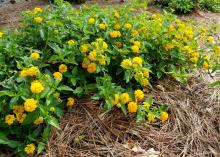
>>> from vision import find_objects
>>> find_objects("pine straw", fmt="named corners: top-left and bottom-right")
top-left (39, 72), bottom-right (220, 157)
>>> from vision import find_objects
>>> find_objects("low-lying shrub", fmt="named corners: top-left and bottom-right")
top-left (0, 0), bottom-right (218, 156)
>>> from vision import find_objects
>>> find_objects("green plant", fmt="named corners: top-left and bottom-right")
top-left (169, 0), bottom-right (196, 13)
top-left (199, 0), bottom-right (220, 12)
top-left (0, 0), bottom-right (218, 156)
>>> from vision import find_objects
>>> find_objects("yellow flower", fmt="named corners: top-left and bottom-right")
top-left (88, 18), bottom-right (95, 24)
top-left (203, 62), bottom-right (209, 69)
top-left (121, 59), bottom-right (132, 69)
top-left (96, 38), bottom-right (103, 42)
top-left (109, 31), bottom-right (121, 38)
top-left (16, 113), bottom-right (26, 124)
top-left (160, 111), bottom-right (169, 122)
top-left (191, 52), bottom-right (200, 58)
top-left (131, 45), bottom-right (139, 53)
top-left (127, 102), bottom-right (138, 113)
top-left (34, 116), bottom-right (43, 125)
top-left (67, 97), bottom-right (75, 106)
top-left (189, 57), bottom-right (198, 63)
top-left (30, 52), bottom-right (40, 60)
top-left (102, 41), bottom-right (108, 49)
top-left (143, 69), bottom-right (150, 78)
top-left (98, 23), bottom-right (106, 30)
top-left (87, 63), bottom-right (96, 73)
top-left (81, 44), bottom-right (89, 53)
top-left (134, 41), bottom-right (141, 47)
top-left (134, 89), bottom-right (144, 100)
top-left (88, 50), bottom-right (97, 61)
top-left (34, 17), bottom-right (43, 23)
top-left (125, 23), bottom-right (132, 29)
top-left (20, 67), bottom-right (39, 77)
top-left (13, 105), bottom-right (24, 115)
top-left (30, 80), bottom-right (45, 94)
top-left (142, 78), bottom-right (149, 87)
top-left (115, 41), bottom-right (122, 47)
top-left (34, 7), bottom-right (42, 14)
top-left (24, 98), bottom-right (37, 112)
top-left (207, 36), bottom-right (214, 43)
top-left (67, 40), bottom-right (75, 45)
top-left (132, 30), bottom-right (139, 35)
top-left (5, 115), bottom-right (16, 125)
top-left (50, 107), bottom-right (55, 112)
top-left (0, 32), bottom-right (4, 38)
top-left (133, 57), bottom-right (142, 65)
top-left (120, 93), bottom-right (130, 104)
top-left (204, 55), bottom-right (209, 60)
top-left (24, 144), bottom-right (36, 155)
top-left (112, 94), bottom-right (119, 106)
top-left (59, 64), bottom-right (68, 73)
top-left (168, 24), bottom-right (176, 32)
top-left (147, 113), bottom-right (156, 122)
top-left (53, 72), bottom-right (63, 80)
top-left (114, 12), bottom-right (119, 18)
top-left (151, 14), bottom-right (157, 19)
top-left (82, 58), bottom-right (89, 69)
top-left (164, 44), bottom-right (174, 51)
top-left (114, 24), bottom-right (121, 30)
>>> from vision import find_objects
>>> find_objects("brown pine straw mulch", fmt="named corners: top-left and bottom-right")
top-left (38, 72), bottom-right (220, 157)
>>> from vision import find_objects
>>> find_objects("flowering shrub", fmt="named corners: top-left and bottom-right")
top-left (0, 0), bottom-right (218, 156)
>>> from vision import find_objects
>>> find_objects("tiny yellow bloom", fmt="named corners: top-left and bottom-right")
top-left (143, 69), bottom-right (150, 78)
top-left (121, 59), bottom-right (132, 69)
top-left (114, 24), bottom-right (121, 30)
top-left (143, 102), bottom-right (150, 110)
top-left (207, 36), bottom-right (214, 43)
top-left (24, 144), bottom-right (36, 155)
top-left (189, 57), bottom-right (198, 63)
top-left (5, 115), bottom-right (16, 125)
top-left (191, 52), bottom-right (200, 58)
top-left (67, 40), bottom-right (75, 45)
top-left (53, 72), bottom-right (63, 80)
top-left (67, 97), bottom-right (75, 107)
top-left (109, 31), bottom-right (121, 38)
top-left (114, 12), bottom-right (119, 18)
top-left (16, 113), bottom-right (26, 124)
top-left (134, 41), bottom-right (141, 47)
top-left (81, 44), bottom-right (89, 53)
top-left (87, 63), bottom-right (96, 73)
top-left (98, 23), bottom-right (106, 30)
top-left (127, 102), bottom-right (138, 113)
top-left (132, 30), bottom-right (139, 35)
top-left (20, 67), bottom-right (39, 77)
top-left (13, 105), bottom-right (24, 115)
top-left (88, 50), bottom-right (97, 61)
top-left (160, 111), bottom-right (169, 122)
top-left (98, 55), bottom-right (106, 65)
top-left (134, 89), bottom-right (144, 100)
top-left (34, 116), bottom-right (43, 125)
top-left (34, 17), bottom-right (43, 23)
top-left (34, 7), bottom-right (42, 14)
top-left (142, 78), bottom-right (149, 87)
top-left (147, 113), bottom-right (156, 122)
top-left (30, 52), bottom-right (40, 60)
top-left (203, 61), bottom-right (209, 69)
top-left (120, 93), bottom-right (130, 104)
top-left (102, 41), bottom-right (108, 49)
top-left (24, 98), bottom-right (37, 112)
top-left (131, 45), bottom-right (139, 53)
top-left (115, 41), bottom-right (122, 48)
top-left (30, 80), bottom-right (45, 94)
top-left (133, 57), bottom-right (142, 65)
top-left (125, 23), bottom-right (132, 29)
top-left (88, 18), bottom-right (95, 24)
top-left (112, 94), bottom-right (119, 106)
top-left (59, 64), bottom-right (68, 73)
top-left (0, 32), bottom-right (4, 38)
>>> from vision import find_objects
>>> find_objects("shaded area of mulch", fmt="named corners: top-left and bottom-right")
top-left (39, 72), bottom-right (220, 157)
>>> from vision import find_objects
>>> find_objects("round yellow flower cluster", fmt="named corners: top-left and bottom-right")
top-left (34, 17), bottom-right (43, 23)
top-left (13, 105), bottom-right (26, 124)
top-left (5, 114), bottom-right (16, 125)
top-left (30, 80), bottom-right (45, 94)
top-left (88, 17), bottom-right (95, 24)
top-left (67, 97), bottom-right (75, 107)
top-left (33, 116), bottom-right (43, 125)
top-left (24, 143), bottom-right (36, 155)
top-left (20, 67), bottom-right (39, 77)
top-left (24, 98), bottom-right (37, 112)
top-left (30, 52), bottom-right (40, 60)
top-left (109, 31), bottom-right (121, 38)
top-left (59, 64), bottom-right (68, 73)
top-left (34, 7), bottom-right (42, 14)
top-left (67, 39), bottom-right (75, 45)
top-left (53, 72), bottom-right (63, 80)
top-left (98, 23), bottom-right (106, 30)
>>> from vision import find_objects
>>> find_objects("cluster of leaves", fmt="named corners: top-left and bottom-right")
top-left (154, 0), bottom-right (220, 13)
top-left (0, 0), bottom-right (218, 156)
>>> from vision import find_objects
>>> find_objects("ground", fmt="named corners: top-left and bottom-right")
top-left (0, 0), bottom-right (220, 156)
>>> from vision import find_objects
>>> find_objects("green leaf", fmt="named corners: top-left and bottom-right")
top-left (91, 94), bottom-right (100, 100)
top-left (136, 107), bottom-right (145, 123)
top-left (38, 142), bottom-right (46, 154)
top-left (57, 85), bottom-right (74, 92)
top-left (73, 87), bottom-right (83, 94)
top-left (145, 96), bottom-right (153, 104)
top-left (47, 117), bottom-right (61, 130)
top-left (9, 96), bottom-right (19, 108)
top-left (42, 125), bottom-right (50, 142)
top-left (103, 100), bottom-right (112, 111)
top-left (209, 80), bottom-right (220, 88)
top-left (121, 104), bottom-right (127, 115)
top-left (0, 90), bottom-right (15, 97)
top-left (27, 126), bottom-right (42, 141)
